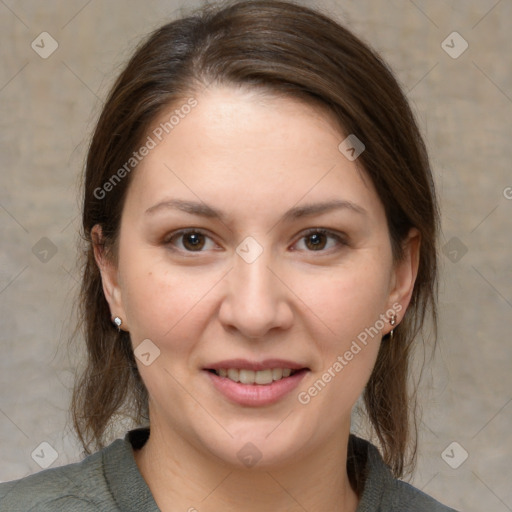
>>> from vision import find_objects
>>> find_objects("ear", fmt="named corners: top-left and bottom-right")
top-left (385, 227), bottom-right (421, 333)
top-left (91, 224), bottom-right (128, 331)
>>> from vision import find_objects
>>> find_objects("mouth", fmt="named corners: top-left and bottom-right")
top-left (206, 367), bottom-right (303, 385)
top-left (203, 359), bottom-right (309, 406)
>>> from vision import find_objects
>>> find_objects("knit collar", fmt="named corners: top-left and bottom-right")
top-left (102, 428), bottom-right (159, 511)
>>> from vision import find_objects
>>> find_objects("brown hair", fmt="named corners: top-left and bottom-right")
top-left (71, 0), bottom-right (439, 480)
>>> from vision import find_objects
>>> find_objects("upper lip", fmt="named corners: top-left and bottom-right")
top-left (204, 359), bottom-right (308, 371)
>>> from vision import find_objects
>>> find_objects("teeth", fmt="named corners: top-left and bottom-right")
top-left (227, 368), bottom-right (239, 382)
top-left (255, 369), bottom-right (273, 385)
top-left (272, 368), bottom-right (283, 380)
top-left (214, 368), bottom-right (297, 385)
top-left (239, 369), bottom-right (255, 384)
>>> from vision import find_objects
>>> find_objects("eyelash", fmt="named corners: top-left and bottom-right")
top-left (164, 228), bottom-right (348, 255)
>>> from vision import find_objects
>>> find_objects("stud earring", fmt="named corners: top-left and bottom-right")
top-left (113, 316), bottom-right (122, 332)
top-left (389, 313), bottom-right (397, 340)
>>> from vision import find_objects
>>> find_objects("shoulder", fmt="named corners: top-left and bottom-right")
top-left (385, 479), bottom-right (459, 511)
top-left (349, 435), bottom-right (459, 512)
top-left (0, 439), bottom-right (126, 512)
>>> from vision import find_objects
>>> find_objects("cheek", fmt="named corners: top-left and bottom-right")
top-left (294, 261), bottom-right (391, 344)
top-left (121, 257), bottom-right (213, 397)
top-left (294, 266), bottom-right (387, 427)
top-left (291, 257), bottom-right (391, 409)
top-left (119, 247), bottom-right (227, 358)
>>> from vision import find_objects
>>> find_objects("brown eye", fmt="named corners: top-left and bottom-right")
top-left (304, 231), bottom-right (328, 251)
top-left (294, 229), bottom-right (347, 253)
top-left (182, 232), bottom-right (206, 251)
top-left (166, 229), bottom-right (215, 253)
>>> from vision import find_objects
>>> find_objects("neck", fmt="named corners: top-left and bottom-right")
top-left (133, 421), bottom-right (359, 512)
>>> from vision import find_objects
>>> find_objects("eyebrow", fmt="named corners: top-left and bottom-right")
top-left (144, 198), bottom-right (367, 223)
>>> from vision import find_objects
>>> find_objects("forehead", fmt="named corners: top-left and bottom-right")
top-left (123, 85), bottom-right (382, 224)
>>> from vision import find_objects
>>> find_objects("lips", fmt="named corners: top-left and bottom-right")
top-left (203, 359), bottom-right (309, 406)
top-left (205, 358), bottom-right (307, 372)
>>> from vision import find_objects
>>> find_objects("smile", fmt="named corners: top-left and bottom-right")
top-left (210, 368), bottom-right (298, 385)
top-left (203, 358), bottom-right (309, 406)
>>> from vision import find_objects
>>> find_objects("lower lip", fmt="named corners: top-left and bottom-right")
top-left (205, 369), bottom-right (308, 406)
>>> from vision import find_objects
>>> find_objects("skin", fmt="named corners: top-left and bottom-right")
top-left (93, 85), bottom-right (420, 512)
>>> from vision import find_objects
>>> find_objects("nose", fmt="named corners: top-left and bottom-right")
top-left (218, 243), bottom-right (294, 339)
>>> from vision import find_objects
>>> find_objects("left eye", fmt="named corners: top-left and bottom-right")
top-left (293, 229), bottom-right (346, 252)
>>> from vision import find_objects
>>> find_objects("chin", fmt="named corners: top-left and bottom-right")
top-left (195, 417), bottom-right (317, 471)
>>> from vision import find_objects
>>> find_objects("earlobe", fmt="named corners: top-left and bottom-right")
top-left (387, 228), bottom-right (421, 328)
top-left (91, 224), bottom-right (127, 329)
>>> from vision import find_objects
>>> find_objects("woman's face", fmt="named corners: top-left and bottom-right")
top-left (95, 85), bottom-right (418, 468)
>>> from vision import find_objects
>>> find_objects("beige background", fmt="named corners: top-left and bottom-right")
top-left (1, 1), bottom-right (511, 511)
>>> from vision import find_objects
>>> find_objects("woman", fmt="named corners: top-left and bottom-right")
top-left (0, 0), bottom-right (458, 510)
